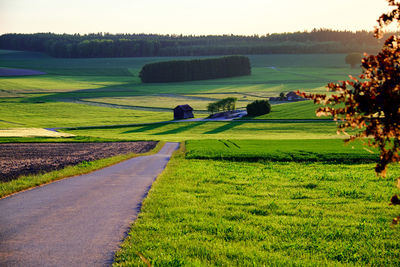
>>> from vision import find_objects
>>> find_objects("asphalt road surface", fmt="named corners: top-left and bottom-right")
top-left (0, 142), bottom-right (179, 267)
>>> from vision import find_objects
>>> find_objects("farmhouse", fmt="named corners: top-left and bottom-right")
top-left (173, 104), bottom-right (194, 120)
top-left (286, 91), bottom-right (304, 101)
top-left (269, 91), bottom-right (304, 102)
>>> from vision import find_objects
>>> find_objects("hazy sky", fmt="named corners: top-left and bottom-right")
top-left (0, 0), bottom-right (394, 35)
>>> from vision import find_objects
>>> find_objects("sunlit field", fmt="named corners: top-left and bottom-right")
top-left (0, 99), bottom-right (172, 128)
top-left (0, 50), bottom-right (359, 132)
top-left (114, 147), bottom-right (400, 266)
top-left (4, 49), bottom-right (397, 266)
top-left (84, 95), bottom-right (252, 111)
top-left (0, 50), bottom-right (359, 100)
top-left (64, 121), bottom-right (341, 141)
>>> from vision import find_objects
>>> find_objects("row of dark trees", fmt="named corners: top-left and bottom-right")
top-left (0, 29), bottom-right (389, 58)
top-left (139, 56), bottom-right (251, 83)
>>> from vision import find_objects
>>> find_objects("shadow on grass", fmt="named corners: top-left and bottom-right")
top-left (204, 121), bottom-right (246, 134)
top-left (23, 82), bottom-right (143, 104)
top-left (122, 123), bottom-right (167, 134)
top-left (153, 121), bottom-right (207, 135)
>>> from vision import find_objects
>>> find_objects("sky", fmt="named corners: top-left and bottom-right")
top-left (0, 0), bottom-right (395, 36)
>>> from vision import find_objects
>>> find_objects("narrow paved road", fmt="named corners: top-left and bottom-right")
top-left (0, 142), bottom-right (179, 267)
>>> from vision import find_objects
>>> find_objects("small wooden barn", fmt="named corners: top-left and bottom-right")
top-left (173, 104), bottom-right (194, 120)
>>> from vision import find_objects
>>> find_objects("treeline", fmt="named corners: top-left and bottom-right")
top-left (0, 30), bottom-right (387, 58)
top-left (139, 56), bottom-right (251, 83)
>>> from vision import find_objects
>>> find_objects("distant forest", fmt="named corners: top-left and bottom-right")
top-left (0, 30), bottom-right (387, 58)
top-left (140, 56), bottom-right (251, 83)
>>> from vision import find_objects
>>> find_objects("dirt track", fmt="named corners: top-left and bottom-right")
top-left (0, 142), bottom-right (157, 182)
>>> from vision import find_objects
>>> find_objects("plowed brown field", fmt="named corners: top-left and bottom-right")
top-left (0, 142), bottom-right (157, 182)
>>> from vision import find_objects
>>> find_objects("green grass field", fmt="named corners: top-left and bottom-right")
top-left (0, 99), bottom-right (173, 128)
top-left (64, 121), bottom-right (342, 141)
top-left (4, 50), bottom-right (399, 266)
top-left (0, 50), bottom-right (359, 100)
top-left (243, 100), bottom-right (327, 120)
top-left (84, 95), bottom-right (252, 111)
top-left (185, 139), bottom-right (378, 162)
top-left (0, 50), bottom-right (359, 131)
top-left (114, 147), bottom-right (400, 266)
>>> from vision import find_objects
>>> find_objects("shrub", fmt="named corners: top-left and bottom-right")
top-left (246, 100), bottom-right (271, 116)
top-left (345, 53), bottom-right (362, 68)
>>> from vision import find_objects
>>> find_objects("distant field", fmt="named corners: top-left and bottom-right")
top-left (0, 99), bottom-right (172, 128)
top-left (64, 121), bottom-right (342, 141)
top-left (242, 101), bottom-right (327, 120)
top-left (185, 139), bottom-right (378, 162)
top-left (0, 50), bottom-right (360, 96)
top-left (85, 95), bottom-right (252, 111)
top-left (0, 50), bottom-right (361, 129)
top-left (184, 93), bottom-right (263, 101)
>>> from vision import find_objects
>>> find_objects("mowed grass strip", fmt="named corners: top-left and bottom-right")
top-left (0, 141), bottom-right (164, 198)
top-left (114, 148), bottom-right (400, 266)
top-left (185, 139), bottom-right (378, 163)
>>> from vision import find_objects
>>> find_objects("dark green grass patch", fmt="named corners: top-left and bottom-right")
top-left (185, 139), bottom-right (378, 163)
top-left (114, 150), bottom-right (400, 266)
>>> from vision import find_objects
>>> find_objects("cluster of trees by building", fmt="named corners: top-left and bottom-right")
top-left (139, 56), bottom-right (250, 83)
top-left (207, 97), bottom-right (237, 114)
top-left (0, 29), bottom-right (387, 58)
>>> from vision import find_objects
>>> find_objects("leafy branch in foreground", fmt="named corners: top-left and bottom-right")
top-left (299, 0), bottom-right (400, 224)
top-left (299, 36), bottom-right (400, 176)
top-left (298, 0), bottom-right (400, 177)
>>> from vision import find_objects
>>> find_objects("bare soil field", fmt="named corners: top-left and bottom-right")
top-left (0, 142), bottom-right (157, 182)
top-left (0, 67), bottom-right (46, 76)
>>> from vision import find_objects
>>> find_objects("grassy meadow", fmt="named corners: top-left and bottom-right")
top-left (3, 50), bottom-right (400, 266)
top-left (0, 50), bottom-right (358, 125)
top-left (114, 147), bottom-right (400, 266)
top-left (64, 121), bottom-right (341, 141)
top-left (84, 95), bottom-right (252, 111)
top-left (0, 50), bottom-right (357, 130)
top-left (185, 139), bottom-right (378, 162)
top-left (0, 99), bottom-right (173, 128)
top-left (244, 100), bottom-right (327, 120)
